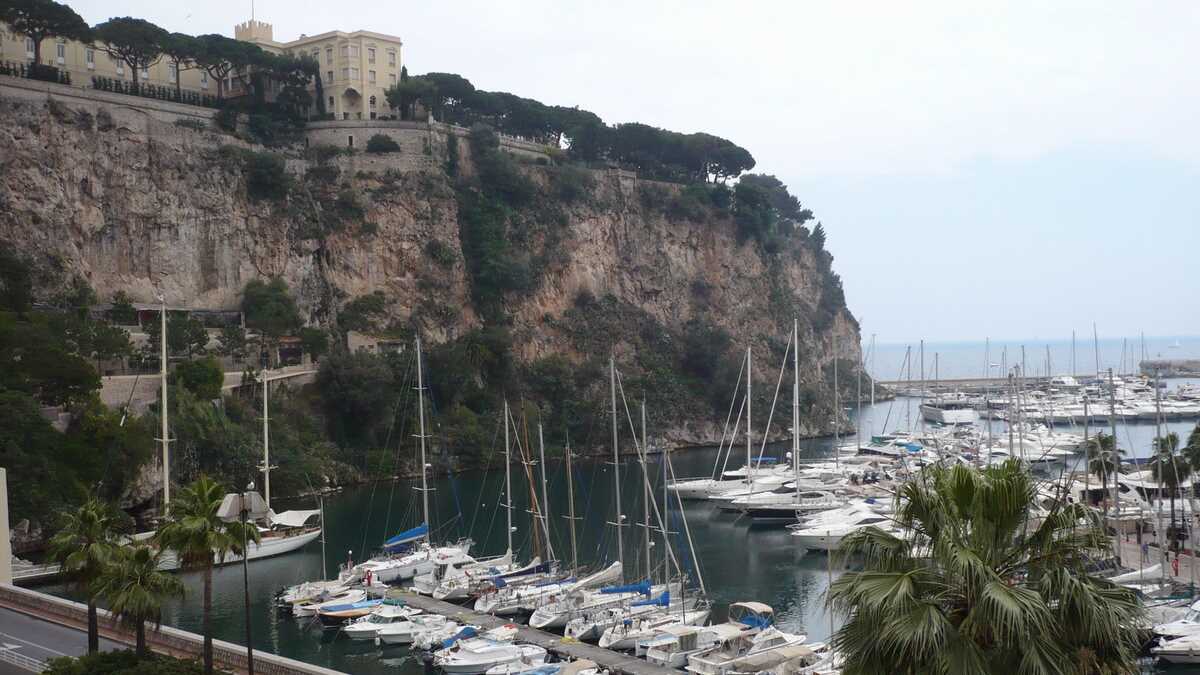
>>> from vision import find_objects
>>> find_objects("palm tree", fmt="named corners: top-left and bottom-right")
top-left (156, 475), bottom-right (260, 675)
top-left (828, 459), bottom-right (1144, 675)
top-left (47, 498), bottom-right (122, 654)
top-left (97, 545), bottom-right (184, 657)
top-left (1151, 433), bottom-right (1190, 549)
top-left (1182, 423), bottom-right (1200, 472)
top-left (1087, 432), bottom-right (1123, 517)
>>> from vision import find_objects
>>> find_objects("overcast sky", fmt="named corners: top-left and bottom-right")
top-left (70, 1), bottom-right (1200, 343)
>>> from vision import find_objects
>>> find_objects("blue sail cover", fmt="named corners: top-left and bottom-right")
top-left (599, 580), bottom-right (652, 596)
top-left (439, 626), bottom-right (478, 650)
top-left (633, 591), bottom-right (670, 607)
top-left (383, 523), bottom-right (429, 551)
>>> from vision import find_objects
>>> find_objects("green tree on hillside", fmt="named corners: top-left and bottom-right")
top-left (0, 0), bottom-right (89, 66)
top-left (172, 357), bottom-right (224, 400)
top-left (0, 247), bottom-right (35, 315)
top-left (241, 278), bottom-right (301, 365)
top-left (91, 18), bottom-right (168, 91)
top-left (160, 32), bottom-right (200, 100)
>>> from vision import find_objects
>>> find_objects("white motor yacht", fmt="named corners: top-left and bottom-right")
top-left (434, 640), bottom-right (547, 675)
top-left (790, 511), bottom-right (899, 552)
top-left (1153, 634), bottom-right (1200, 664)
top-left (340, 600), bottom-right (422, 640)
top-left (376, 613), bottom-right (456, 646)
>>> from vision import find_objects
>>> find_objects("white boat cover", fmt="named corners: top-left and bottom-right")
top-left (272, 509), bottom-right (321, 528)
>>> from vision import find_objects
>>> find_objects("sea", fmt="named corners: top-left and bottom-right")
top-left (866, 335), bottom-right (1200, 381)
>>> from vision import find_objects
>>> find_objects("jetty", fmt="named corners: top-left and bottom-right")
top-left (395, 590), bottom-right (681, 675)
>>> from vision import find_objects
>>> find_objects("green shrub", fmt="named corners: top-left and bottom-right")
top-left (549, 165), bottom-right (595, 203)
top-left (95, 108), bottom-right (114, 131)
top-left (44, 650), bottom-right (208, 675)
top-left (425, 239), bottom-right (456, 268)
top-left (305, 164), bottom-right (340, 183)
top-left (214, 107), bottom-right (239, 132)
top-left (172, 357), bottom-right (224, 400)
top-left (366, 134), bottom-right (401, 153)
top-left (305, 144), bottom-right (343, 164)
top-left (174, 118), bottom-right (208, 132)
top-left (244, 151), bottom-right (292, 201)
top-left (445, 133), bottom-right (460, 176)
top-left (339, 291), bottom-right (389, 333)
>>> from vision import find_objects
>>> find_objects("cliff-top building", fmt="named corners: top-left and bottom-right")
top-left (0, 17), bottom-right (402, 120)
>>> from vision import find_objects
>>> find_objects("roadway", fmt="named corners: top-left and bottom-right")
top-left (0, 606), bottom-right (123, 674)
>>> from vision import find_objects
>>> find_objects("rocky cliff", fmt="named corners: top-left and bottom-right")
top-left (0, 91), bottom-right (862, 446)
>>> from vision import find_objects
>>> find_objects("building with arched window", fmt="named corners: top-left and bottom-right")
top-left (235, 20), bottom-right (401, 120)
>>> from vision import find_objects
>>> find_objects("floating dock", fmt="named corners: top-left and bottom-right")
top-left (395, 591), bottom-right (682, 675)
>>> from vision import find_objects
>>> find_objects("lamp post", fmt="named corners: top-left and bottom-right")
top-left (242, 480), bottom-right (255, 675)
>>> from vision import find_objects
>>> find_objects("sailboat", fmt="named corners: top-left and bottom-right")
top-left (355, 336), bottom-right (472, 585)
top-left (146, 299), bottom-right (321, 570)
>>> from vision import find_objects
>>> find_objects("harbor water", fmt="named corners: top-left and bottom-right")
top-left (44, 388), bottom-right (1200, 674)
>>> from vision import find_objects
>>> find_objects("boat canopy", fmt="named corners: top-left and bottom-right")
top-left (383, 523), bottom-right (429, 551)
top-left (632, 591), bottom-right (670, 608)
top-left (440, 626), bottom-right (477, 650)
top-left (599, 579), bottom-right (652, 595)
top-left (729, 601), bottom-right (775, 628)
top-left (271, 509), bottom-right (321, 529)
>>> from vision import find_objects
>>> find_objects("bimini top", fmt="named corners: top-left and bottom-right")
top-left (729, 601), bottom-right (774, 615)
top-left (271, 509), bottom-right (321, 529)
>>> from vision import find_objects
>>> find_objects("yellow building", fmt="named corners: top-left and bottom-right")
top-left (236, 20), bottom-right (402, 120)
top-left (1, 25), bottom-right (213, 94)
top-left (1, 19), bottom-right (402, 119)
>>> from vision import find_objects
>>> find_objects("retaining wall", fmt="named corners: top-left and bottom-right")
top-left (0, 584), bottom-right (345, 675)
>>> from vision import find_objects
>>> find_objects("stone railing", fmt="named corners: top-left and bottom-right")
top-left (0, 584), bottom-right (345, 675)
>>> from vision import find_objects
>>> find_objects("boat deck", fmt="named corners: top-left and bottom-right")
top-left (394, 591), bottom-right (682, 675)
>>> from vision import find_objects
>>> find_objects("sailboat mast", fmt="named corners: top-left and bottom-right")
top-left (610, 356), bottom-right (624, 581)
top-left (504, 399), bottom-right (513, 555)
top-left (746, 347), bottom-right (752, 480)
top-left (415, 336), bottom-right (430, 539)
top-left (537, 423), bottom-right (554, 562)
top-left (158, 298), bottom-right (170, 516)
top-left (641, 401), bottom-right (651, 581)
top-left (1107, 368), bottom-right (1121, 565)
top-left (833, 332), bottom-right (840, 469)
top-left (262, 369), bottom-right (270, 510)
top-left (792, 319), bottom-right (800, 502)
top-left (565, 438), bottom-right (578, 572)
top-left (869, 333), bottom-right (876, 412)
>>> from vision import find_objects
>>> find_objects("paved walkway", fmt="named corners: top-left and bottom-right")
top-left (0, 607), bottom-right (123, 674)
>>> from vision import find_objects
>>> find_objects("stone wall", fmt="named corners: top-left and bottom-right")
top-left (0, 74), bottom-right (214, 125)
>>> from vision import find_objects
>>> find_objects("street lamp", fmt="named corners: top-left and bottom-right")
top-left (242, 480), bottom-right (254, 675)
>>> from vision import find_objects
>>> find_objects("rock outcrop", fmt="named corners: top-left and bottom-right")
top-left (0, 91), bottom-right (862, 444)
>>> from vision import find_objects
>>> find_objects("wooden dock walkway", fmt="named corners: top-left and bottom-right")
top-left (395, 591), bottom-right (681, 675)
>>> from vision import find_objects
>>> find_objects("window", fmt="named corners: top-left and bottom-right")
top-left (326, 47), bottom-right (333, 64)
top-left (25, 38), bottom-right (34, 58)
top-left (312, 49), bottom-right (319, 61)
top-left (201, 71), bottom-right (208, 89)
top-left (340, 45), bottom-right (348, 58)
top-left (115, 60), bottom-right (124, 75)
top-left (140, 67), bottom-right (149, 80)
top-left (389, 73), bottom-right (396, 85)
top-left (341, 67), bottom-right (349, 80)
top-left (368, 70), bottom-right (376, 83)
top-left (85, 49), bottom-right (94, 69)
top-left (350, 67), bottom-right (359, 79)
top-left (368, 48), bottom-right (375, 64)
top-left (326, 70), bottom-right (333, 83)
top-left (388, 51), bottom-right (396, 66)
top-left (343, 112), bottom-right (349, 120)
top-left (350, 45), bottom-right (359, 58)
top-left (348, 135), bottom-right (354, 147)
top-left (328, 96), bottom-right (334, 107)
top-left (369, 95), bottom-right (376, 107)
top-left (169, 64), bottom-right (177, 81)
top-left (55, 42), bottom-right (65, 64)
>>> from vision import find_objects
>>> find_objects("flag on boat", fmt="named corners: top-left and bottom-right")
top-left (383, 523), bottom-right (429, 551)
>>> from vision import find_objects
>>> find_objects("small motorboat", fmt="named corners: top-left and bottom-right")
top-left (376, 613), bottom-right (454, 646)
top-left (340, 599), bottom-right (422, 640)
top-left (294, 589), bottom-right (366, 617)
top-left (317, 598), bottom-right (383, 628)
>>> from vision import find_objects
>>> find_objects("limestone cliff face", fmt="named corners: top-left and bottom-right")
top-left (0, 93), bottom-right (861, 444)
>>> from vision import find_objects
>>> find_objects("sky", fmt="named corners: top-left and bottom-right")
top-left (68, 1), bottom-right (1200, 343)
